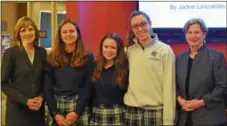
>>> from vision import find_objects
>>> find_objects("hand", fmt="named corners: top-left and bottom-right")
top-left (177, 97), bottom-right (192, 111)
top-left (33, 96), bottom-right (43, 103)
top-left (26, 98), bottom-right (40, 110)
top-left (177, 96), bottom-right (187, 107)
top-left (32, 96), bottom-right (43, 110)
top-left (182, 105), bottom-right (193, 112)
top-left (65, 112), bottom-right (78, 125)
top-left (55, 114), bottom-right (68, 126)
top-left (26, 96), bottom-right (43, 110)
top-left (184, 99), bottom-right (205, 111)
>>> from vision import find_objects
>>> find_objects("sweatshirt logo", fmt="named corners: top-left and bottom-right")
top-left (152, 51), bottom-right (158, 57)
top-left (149, 51), bottom-right (159, 61)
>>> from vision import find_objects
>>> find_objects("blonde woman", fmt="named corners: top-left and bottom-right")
top-left (1, 16), bottom-right (47, 126)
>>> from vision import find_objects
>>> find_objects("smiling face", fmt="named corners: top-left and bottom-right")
top-left (19, 25), bottom-right (36, 45)
top-left (60, 22), bottom-right (78, 45)
top-left (186, 23), bottom-right (206, 48)
top-left (102, 38), bottom-right (117, 62)
top-left (130, 15), bottom-right (151, 42)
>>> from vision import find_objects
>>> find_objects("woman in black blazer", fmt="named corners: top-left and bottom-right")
top-left (176, 18), bottom-right (227, 126)
top-left (1, 16), bottom-right (47, 126)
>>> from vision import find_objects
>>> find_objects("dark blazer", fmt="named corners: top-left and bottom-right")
top-left (1, 45), bottom-right (47, 126)
top-left (176, 45), bottom-right (227, 125)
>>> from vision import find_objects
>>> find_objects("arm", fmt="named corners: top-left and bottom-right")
top-left (75, 53), bottom-right (95, 115)
top-left (176, 83), bottom-right (184, 109)
top-left (43, 63), bottom-right (57, 117)
top-left (176, 55), bottom-right (184, 109)
top-left (201, 52), bottom-right (227, 109)
top-left (38, 48), bottom-right (48, 99)
top-left (1, 48), bottom-right (29, 106)
top-left (175, 56), bottom-right (183, 97)
top-left (123, 68), bottom-right (129, 93)
top-left (163, 47), bottom-right (176, 125)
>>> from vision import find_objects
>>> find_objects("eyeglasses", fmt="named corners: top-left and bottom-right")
top-left (131, 22), bottom-right (148, 30)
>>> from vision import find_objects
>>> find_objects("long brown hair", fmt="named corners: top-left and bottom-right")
top-left (13, 16), bottom-right (39, 46)
top-left (92, 33), bottom-right (128, 89)
top-left (48, 18), bottom-right (88, 67)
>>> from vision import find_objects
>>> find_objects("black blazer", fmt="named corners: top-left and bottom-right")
top-left (1, 45), bottom-right (47, 126)
top-left (176, 45), bottom-right (227, 125)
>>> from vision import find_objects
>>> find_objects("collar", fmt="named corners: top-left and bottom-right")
top-left (133, 33), bottom-right (159, 48)
top-left (103, 64), bottom-right (115, 71)
top-left (65, 51), bottom-right (73, 57)
top-left (187, 43), bottom-right (206, 54)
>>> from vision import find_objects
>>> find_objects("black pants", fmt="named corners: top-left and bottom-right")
top-left (185, 112), bottom-right (193, 126)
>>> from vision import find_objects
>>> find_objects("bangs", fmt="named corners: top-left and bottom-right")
top-left (20, 20), bottom-right (35, 29)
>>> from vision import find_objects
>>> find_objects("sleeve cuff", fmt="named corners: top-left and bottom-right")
top-left (38, 93), bottom-right (44, 98)
top-left (22, 97), bottom-right (29, 106)
top-left (201, 95), bottom-right (215, 109)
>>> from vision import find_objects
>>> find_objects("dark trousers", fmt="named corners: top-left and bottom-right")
top-left (185, 112), bottom-right (193, 126)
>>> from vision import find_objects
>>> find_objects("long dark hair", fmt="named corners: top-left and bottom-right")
top-left (92, 32), bottom-right (128, 89)
top-left (48, 18), bottom-right (89, 67)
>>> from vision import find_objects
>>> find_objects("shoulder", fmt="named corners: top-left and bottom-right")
top-left (3, 46), bottom-right (20, 56)
top-left (4, 46), bottom-right (15, 53)
top-left (86, 52), bottom-right (95, 61)
top-left (84, 52), bottom-right (95, 67)
top-left (156, 41), bottom-right (173, 52)
top-left (126, 44), bottom-right (138, 57)
top-left (154, 41), bottom-right (175, 59)
top-left (126, 44), bottom-right (137, 52)
top-left (87, 52), bottom-right (94, 57)
top-left (207, 47), bottom-right (223, 56)
top-left (207, 47), bottom-right (225, 61)
top-left (176, 51), bottom-right (188, 60)
top-left (152, 33), bottom-right (173, 53)
top-left (36, 46), bottom-right (47, 55)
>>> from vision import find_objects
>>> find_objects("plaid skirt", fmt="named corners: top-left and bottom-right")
top-left (90, 104), bottom-right (125, 126)
top-left (124, 106), bottom-right (163, 126)
top-left (46, 95), bottom-right (91, 126)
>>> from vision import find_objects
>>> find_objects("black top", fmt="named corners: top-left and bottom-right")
top-left (44, 52), bottom-right (95, 117)
top-left (92, 65), bottom-right (127, 106)
top-left (185, 56), bottom-right (194, 123)
top-left (185, 56), bottom-right (194, 99)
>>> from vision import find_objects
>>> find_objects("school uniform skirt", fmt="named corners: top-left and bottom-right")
top-left (124, 106), bottom-right (163, 126)
top-left (47, 95), bottom-right (91, 126)
top-left (90, 104), bottom-right (125, 126)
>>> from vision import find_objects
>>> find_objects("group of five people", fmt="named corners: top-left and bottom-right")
top-left (2, 10), bottom-right (227, 126)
